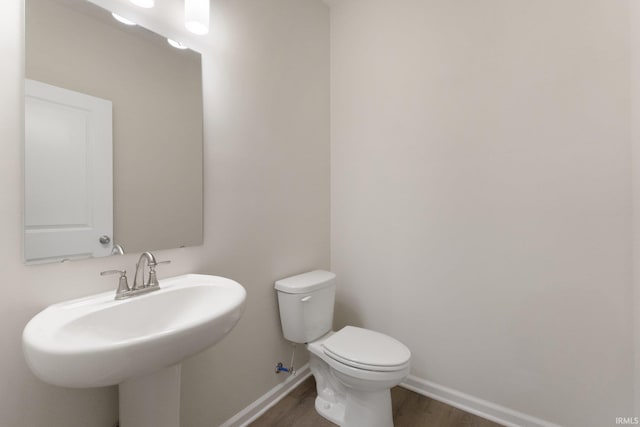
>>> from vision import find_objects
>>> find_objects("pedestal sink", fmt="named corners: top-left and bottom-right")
top-left (22, 274), bottom-right (246, 427)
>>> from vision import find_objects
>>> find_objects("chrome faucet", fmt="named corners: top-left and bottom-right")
top-left (133, 251), bottom-right (157, 290)
top-left (101, 251), bottom-right (170, 300)
top-left (100, 269), bottom-right (130, 299)
top-left (110, 244), bottom-right (125, 255)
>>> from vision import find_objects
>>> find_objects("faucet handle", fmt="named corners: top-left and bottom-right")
top-left (146, 260), bottom-right (170, 287)
top-left (100, 269), bottom-right (125, 277)
top-left (100, 269), bottom-right (130, 298)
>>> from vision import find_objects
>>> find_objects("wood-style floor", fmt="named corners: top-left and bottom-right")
top-left (249, 376), bottom-right (504, 427)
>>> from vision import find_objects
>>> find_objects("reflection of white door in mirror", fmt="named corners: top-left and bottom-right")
top-left (24, 79), bottom-right (113, 264)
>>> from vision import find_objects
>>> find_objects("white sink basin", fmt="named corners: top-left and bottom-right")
top-left (23, 274), bottom-right (246, 388)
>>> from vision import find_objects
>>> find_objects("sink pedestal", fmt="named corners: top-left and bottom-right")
top-left (119, 364), bottom-right (181, 427)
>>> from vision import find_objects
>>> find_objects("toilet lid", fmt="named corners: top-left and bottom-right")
top-left (321, 326), bottom-right (411, 372)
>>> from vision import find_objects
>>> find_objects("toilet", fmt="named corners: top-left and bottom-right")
top-left (275, 270), bottom-right (411, 427)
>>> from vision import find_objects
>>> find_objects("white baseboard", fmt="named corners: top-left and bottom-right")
top-left (220, 367), bottom-right (560, 427)
top-left (220, 364), bottom-right (312, 427)
top-left (400, 375), bottom-right (562, 427)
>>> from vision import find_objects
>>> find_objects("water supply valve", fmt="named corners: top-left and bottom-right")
top-left (275, 344), bottom-right (297, 375)
top-left (275, 362), bottom-right (295, 374)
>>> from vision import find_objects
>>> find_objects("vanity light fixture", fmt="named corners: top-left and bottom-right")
top-left (167, 39), bottom-right (189, 49)
top-left (184, 0), bottom-right (209, 35)
top-left (129, 0), bottom-right (155, 8)
top-left (112, 13), bottom-right (137, 26)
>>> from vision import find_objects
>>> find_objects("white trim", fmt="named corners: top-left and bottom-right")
top-left (400, 375), bottom-right (562, 427)
top-left (220, 364), bottom-right (312, 427)
top-left (219, 367), bottom-right (561, 427)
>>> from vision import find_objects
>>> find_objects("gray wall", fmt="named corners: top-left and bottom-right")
top-left (330, 0), bottom-right (633, 426)
top-left (0, 0), bottom-right (329, 426)
top-left (180, 0), bottom-right (330, 424)
top-left (631, 1), bottom-right (640, 415)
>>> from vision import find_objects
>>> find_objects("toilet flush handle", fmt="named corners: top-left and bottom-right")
top-left (301, 295), bottom-right (312, 302)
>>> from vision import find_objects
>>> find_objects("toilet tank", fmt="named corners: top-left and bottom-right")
top-left (275, 270), bottom-right (336, 343)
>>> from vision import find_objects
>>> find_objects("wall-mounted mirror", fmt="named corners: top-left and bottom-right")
top-left (24, 0), bottom-right (204, 264)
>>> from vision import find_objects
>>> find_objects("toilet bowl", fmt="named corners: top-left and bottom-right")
top-left (275, 271), bottom-right (411, 427)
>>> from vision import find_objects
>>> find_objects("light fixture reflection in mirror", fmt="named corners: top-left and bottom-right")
top-left (111, 13), bottom-right (137, 26)
top-left (167, 38), bottom-right (189, 49)
top-left (185, 0), bottom-right (209, 35)
top-left (130, 0), bottom-right (155, 8)
top-left (24, 0), bottom-right (204, 264)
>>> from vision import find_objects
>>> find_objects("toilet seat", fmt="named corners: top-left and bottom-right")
top-left (321, 326), bottom-right (411, 372)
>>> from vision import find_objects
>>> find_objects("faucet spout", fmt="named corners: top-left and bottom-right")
top-left (132, 251), bottom-right (157, 290)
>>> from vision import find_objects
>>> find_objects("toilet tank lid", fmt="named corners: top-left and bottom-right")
top-left (275, 270), bottom-right (336, 294)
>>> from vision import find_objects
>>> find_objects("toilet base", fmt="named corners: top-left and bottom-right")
top-left (343, 388), bottom-right (393, 427)
top-left (314, 385), bottom-right (393, 427)
top-left (315, 395), bottom-right (345, 425)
